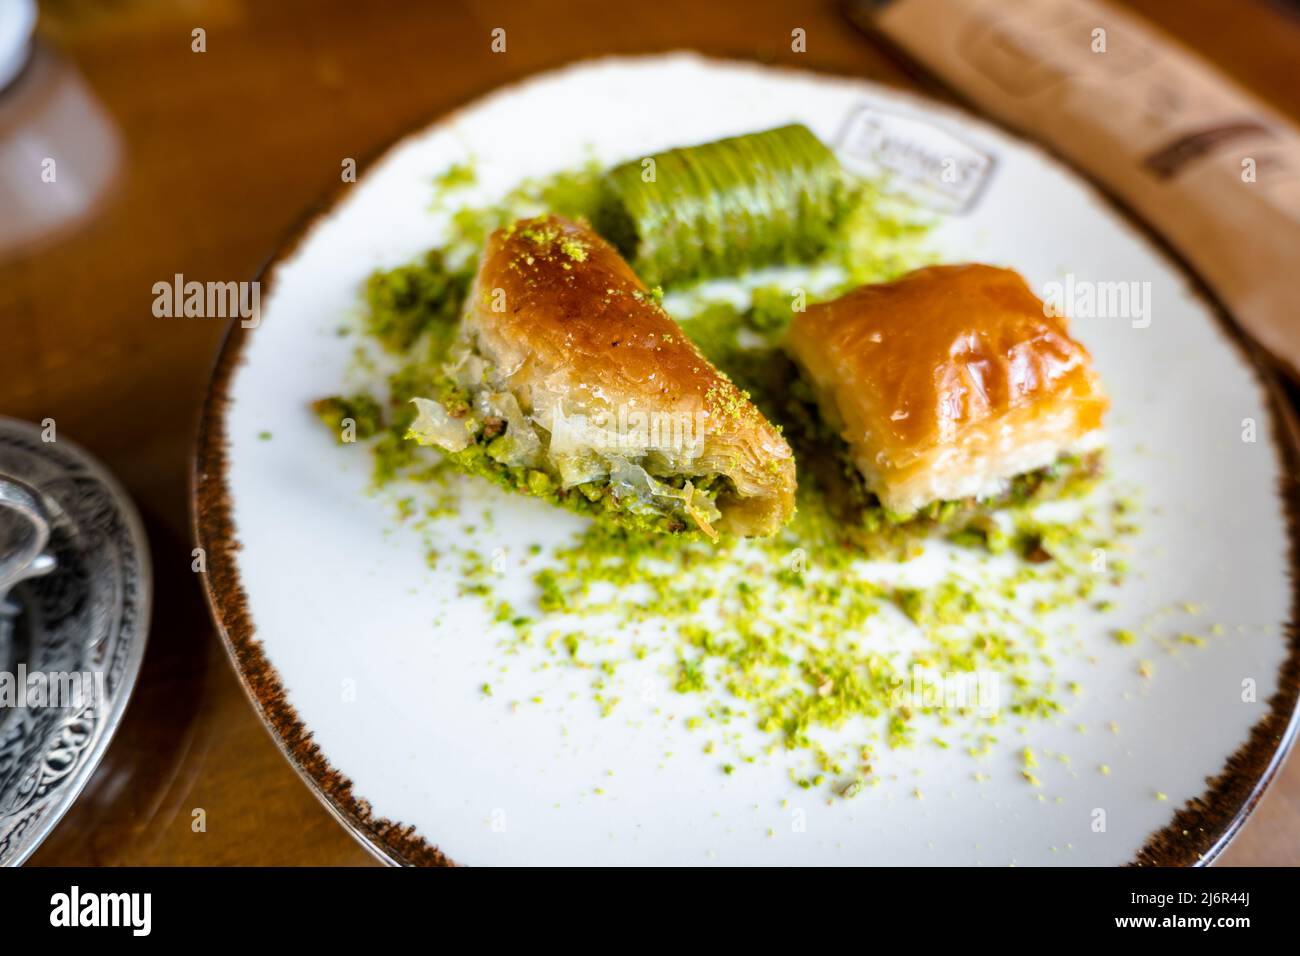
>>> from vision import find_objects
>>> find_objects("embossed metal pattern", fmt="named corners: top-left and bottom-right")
top-left (0, 417), bottom-right (151, 866)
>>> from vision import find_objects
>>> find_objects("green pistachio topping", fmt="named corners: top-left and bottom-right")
top-left (302, 152), bottom-right (1199, 801)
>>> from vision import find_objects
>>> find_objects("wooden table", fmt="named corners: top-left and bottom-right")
top-left (5, 0), bottom-right (1298, 866)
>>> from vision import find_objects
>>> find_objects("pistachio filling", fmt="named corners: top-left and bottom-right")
top-left (404, 338), bottom-right (734, 537)
top-left (848, 451), bottom-right (1106, 546)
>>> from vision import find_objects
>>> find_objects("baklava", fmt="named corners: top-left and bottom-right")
top-left (407, 215), bottom-right (796, 538)
top-left (784, 263), bottom-right (1107, 523)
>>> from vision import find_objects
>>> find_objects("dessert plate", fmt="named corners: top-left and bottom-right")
top-left (193, 54), bottom-right (1299, 866)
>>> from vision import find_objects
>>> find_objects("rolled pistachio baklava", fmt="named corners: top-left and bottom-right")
top-left (784, 264), bottom-right (1107, 527)
top-left (407, 214), bottom-right (796, 538)
top-left (594, 124), bottom-right (854, 288)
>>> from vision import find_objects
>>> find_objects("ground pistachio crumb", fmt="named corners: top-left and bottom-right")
top-left (320, 158), bottom-right (1165, 801)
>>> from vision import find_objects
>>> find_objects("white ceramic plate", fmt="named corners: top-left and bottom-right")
top-left (194, 54), bottom-right (1299, 866)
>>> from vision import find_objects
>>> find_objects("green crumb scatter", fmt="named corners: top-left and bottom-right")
top-left (1155, 791), bottom-right (1167, 801)
top-left (434, 161), bottom-right (476, 191)
top-left (446, 459), bottom-right (1138, 794)
top-left (312, 393), bottom-right (383, 441)
top-left (674, 658), bottom-right (708, 694)
top-left (319, 152), bottom-right (1161, 801)
top-left (526, 470), bottom-right (553, 496)
top-left (560, 237), bottom-right (589, 262)
top-left (1112, 628), bottom-right (1136, 645)
top-left (258, 430), bottom-right (272, 441)
top-left (363, 250), bottom-right (472, 353)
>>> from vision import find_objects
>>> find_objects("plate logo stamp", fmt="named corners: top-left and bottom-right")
top-left (836, 105), bottom-right (996, 214)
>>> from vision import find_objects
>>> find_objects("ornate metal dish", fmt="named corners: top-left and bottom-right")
top-left (0, 416), bottom-right (151, 865)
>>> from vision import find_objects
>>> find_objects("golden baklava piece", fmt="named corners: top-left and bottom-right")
top-left (784, 264), bottom-right (1107, 523)
top-left (407, 215), bottom-right (796, 538)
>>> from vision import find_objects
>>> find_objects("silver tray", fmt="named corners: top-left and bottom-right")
top-left (0, 417), bottom-right (151, 865)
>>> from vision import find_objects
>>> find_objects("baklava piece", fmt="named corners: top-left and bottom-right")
top-left (408, 215), bottom-right (796, 538)
top-left (784, 264), bottom-right (1107, 528)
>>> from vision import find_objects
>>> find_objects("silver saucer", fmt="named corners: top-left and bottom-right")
top-left (0, 417), bottom-right (151, 865)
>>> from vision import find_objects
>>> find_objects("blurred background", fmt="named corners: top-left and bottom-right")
top-left (1, 0), bottom-right (1298, 865)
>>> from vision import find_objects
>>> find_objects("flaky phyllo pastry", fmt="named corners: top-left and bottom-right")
top-left (784, 264), bottom-right (1107, 520)
top-left (407, 215), bottom-right (796, 538)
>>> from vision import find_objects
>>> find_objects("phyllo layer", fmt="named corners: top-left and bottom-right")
top-left (408, 215), bottom-right (796, 537)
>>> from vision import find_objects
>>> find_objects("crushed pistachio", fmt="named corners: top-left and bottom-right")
top-left (308, 157), bottom-right (1185, 803)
